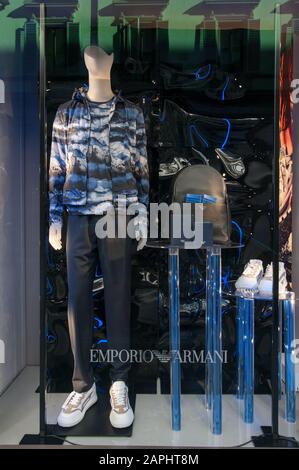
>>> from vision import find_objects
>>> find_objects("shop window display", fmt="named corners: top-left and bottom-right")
top-left (0, 0), bottom-right (298, 450)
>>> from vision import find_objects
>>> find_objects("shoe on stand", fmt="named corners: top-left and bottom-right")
top-left (235, 259), bottom-right (264, 293)
top-left (258, 262), bottom-right (288, 296)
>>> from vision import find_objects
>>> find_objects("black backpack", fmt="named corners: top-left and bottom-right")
top-left (171, 164), bottom-right (231, 244)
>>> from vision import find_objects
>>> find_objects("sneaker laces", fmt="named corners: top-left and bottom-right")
top-left (264, 264), bottom-right (273, 278)
top-left (263, 263), bottom-right (285, 279)
top-left (243, 261), bottom-right (262, 277)
top-left (110, 384), bottom-right (128, 409)
top-left (64, 391), bottom-right (84, 409)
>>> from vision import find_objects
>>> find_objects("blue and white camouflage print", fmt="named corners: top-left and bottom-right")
top-left (67, 95), bottom-right (117, 216)
top-left (49, 85), bottom-right (149, 225)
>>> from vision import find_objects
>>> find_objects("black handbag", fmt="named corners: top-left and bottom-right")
top-left (171, 164), bottom-right (231, 244)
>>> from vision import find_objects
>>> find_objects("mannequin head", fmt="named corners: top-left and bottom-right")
top-left (84, 46), bottom-right (114, 79)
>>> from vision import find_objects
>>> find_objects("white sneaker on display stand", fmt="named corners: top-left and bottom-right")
top-left (258, 262), bottom-right (288, 296)
top-left (235, 259), bottom-right (264, 292)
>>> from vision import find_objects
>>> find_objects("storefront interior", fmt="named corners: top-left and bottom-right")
top-left (0, 0), bottom-right (298, 447)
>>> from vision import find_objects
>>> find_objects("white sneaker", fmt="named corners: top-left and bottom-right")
top-left (258, 262), bottom-right (288, 296)
top-left (57, 383), bottom-right (97, 428)
top-left (235, 259), bottom-right (264, 292)
top-left (109, 381), bottom-right (134, 429)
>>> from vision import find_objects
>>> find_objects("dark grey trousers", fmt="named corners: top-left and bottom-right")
top-left (66, 214), bottom-right (132, 393)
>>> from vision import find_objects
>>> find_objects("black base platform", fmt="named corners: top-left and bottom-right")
top-left (20, 388), bottom-right (135, 444)
top-left (47, 388), bottom-right (135, 438)
top-left (252, 426), bottom-right (299, 448)
top-left (19, 434), bottom-right (65, 445)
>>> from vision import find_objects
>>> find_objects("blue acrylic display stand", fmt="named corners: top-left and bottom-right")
top-left (205, 246), bottom-right (222, 434)
top-left (147, 240), bottom-right (242, 434)
top-left (226, 287), bottom-right (296, 424)
top-left (283, 297), bottom-right (296, 423)
top-left (168, 247), bottom-right (181, 431)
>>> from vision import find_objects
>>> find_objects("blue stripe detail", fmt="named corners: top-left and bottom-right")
top-left (194, 64), bottom-right (212, 80)
top-left (221, 119), bottom-right (231, 149)
top-left (221, 76), bottom-right (230, 101)
top-left (94, 316), bottom-right (104, 329)
top-left (231, 220), bottom-right (243, 262)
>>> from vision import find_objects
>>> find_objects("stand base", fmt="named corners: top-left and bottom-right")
top-left (19, 434), bottom-right (65, 445)
top-left (46, 389), bottom-right (135, 438)
top-left (252, 426), bottom-right (299, 448)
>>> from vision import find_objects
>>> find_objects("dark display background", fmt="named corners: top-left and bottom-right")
top-left (32, 0), bottom-right (284, 396)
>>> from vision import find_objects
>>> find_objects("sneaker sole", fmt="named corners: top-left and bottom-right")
top-left (258, 279), bottom-right (288, 297)
top-left (109, 408), bottom-right (134, 429)
top-left (57, 393), bottom-right (98, 428)
top-left (236, 287), bottom-right (259, 296)
top-left (236, 283), bottom-right (259, 290)
top-left (235, 277), bottom-right (261, 291)
top-left (259, 286), bottom-right (288, 297)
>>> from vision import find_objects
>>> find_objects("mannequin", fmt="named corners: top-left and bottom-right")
top-left (48, 45), bottom-right (149, 429)
top-left (49, 46), bottom-right (147, 250)
top-left (85, 45), bottom-right (115, 102)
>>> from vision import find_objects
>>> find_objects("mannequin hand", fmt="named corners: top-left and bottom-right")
top-left (49, 222), bottom-right (63, 250)
top-left (134, 215), bottom-right (148, 251)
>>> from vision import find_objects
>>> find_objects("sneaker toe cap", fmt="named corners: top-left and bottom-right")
top-left (235, 276), bottom-right (257, 289)
top-left (57, 409), bottom-right (82, 427)
top-left (110, 408), bottom-right (134, 429)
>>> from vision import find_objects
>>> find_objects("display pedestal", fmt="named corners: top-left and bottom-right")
top-left (19, 434), bottom-right (65, 445)
top-left (224, 285), bottom-right (297, 425)
top-left (252, 426), bottom-right (299, 448)
top-left (47, 390), bottom-right (135, 438)
top-left (20, 388), bottom-right (135, 444)
top-left (146, 239), bottom-right (242, 434)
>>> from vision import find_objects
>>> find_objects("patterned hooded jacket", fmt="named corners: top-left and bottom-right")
top-left (49, 85), bottom-right (149, 225)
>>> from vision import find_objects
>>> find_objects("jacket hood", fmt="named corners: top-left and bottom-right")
top-left (72, 83), bottom-right (124, 103)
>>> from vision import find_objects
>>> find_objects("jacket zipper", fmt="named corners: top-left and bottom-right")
top-left (107, 98), bottom-right (118, 207)
top-left (85, 98), bottom-right (92, 201)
